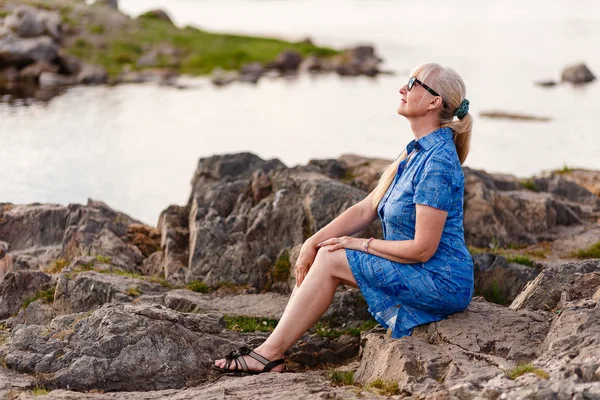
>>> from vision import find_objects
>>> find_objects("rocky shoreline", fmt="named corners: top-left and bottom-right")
top-left (0, 0), bottom-right (387, 103)
top-left (1, 152), bottom-right (600, 399)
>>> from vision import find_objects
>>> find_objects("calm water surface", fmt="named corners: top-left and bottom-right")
top-left (1, 0), bottom-right (599, 224)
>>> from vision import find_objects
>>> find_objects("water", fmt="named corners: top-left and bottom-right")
top-left (1, 0), bottom-right (599, 225)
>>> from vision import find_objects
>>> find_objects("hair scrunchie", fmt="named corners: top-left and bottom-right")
top-left (454, 98), bottom-right (470, 120)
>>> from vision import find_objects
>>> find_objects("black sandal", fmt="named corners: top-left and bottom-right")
top-left (212, 346), bottom-right (285, 375)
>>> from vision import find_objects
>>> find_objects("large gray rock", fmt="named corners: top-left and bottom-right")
top-left (2, 303), bottom-right (238, 391)
top-left (3, 5), bottom-right (62, 40)
top-left (0, 34), bottom-right (58, 68)
top-left (0, 270), bottom-right (52, 319)
top-left (94, 0), bottom-right (119, 10)
top-left (510, 259), bottom-right (600, 312)
top-left (54, 270), bottom-right (168, 315)
top-left (473, 252), bottom-right (542, 305)
top-left (354, 298), bottom-right (551, 397)
top-left (185, 153), bottom-right (381, 290)
top-left (561, 63), bottom-right (596, 84)
top-left (0, 365), bottom-right (34, 399)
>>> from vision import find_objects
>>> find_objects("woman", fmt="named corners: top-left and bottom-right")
top-left (213, 63), bottom-right (474, 374)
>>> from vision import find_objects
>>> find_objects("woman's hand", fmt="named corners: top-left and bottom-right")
top-left (293, 240), bottom-right (318, 287)
top-left (317, 236), bottom-right (364, 252)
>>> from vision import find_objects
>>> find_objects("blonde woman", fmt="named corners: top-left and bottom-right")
top-left (214, 63), bottom-right (474, 374)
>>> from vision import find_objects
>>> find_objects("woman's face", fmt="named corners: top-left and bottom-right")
top-left (397, 77), bottom-right (440, 118)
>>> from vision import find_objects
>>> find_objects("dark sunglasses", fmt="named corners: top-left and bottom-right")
top-left (408, 77), bottom-right (447, 107)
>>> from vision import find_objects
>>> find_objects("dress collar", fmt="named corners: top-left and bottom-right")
top-left (404, 126), bottom-right (453, 154)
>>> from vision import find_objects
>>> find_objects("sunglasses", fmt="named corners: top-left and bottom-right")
top-left (407, 77), bottom-right (447, 108)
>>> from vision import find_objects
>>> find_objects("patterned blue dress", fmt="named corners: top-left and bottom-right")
top-left (345, 126), bottom-right (474, 338)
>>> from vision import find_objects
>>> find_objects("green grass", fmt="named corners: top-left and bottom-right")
top-left (477, 280), bottom-right (508, 306)
top-left (0, 322), bottom-right (6, 331)
top-left (45, 258), bottom-right (69, 273)
top-left (508, 364), bottom-right (549, 380)
top-left (31, 385), bottom-right (50, 396)
top-left (126, 287), bottom-right (141, 297)
top-left (520, 179), bottom-right (537, 192)
top-left (88, 24), bottom-right (105, 34)
top-left (315, 319), bottom-right (378, 339)
top-left (506, 255), bottom-right (534, 267)
top-left (95, 255), bottom-right (112, 264)
top-left (186, 280), bottom-right (210, 293)
top-left (22, 287), bottom-right (56, 310)
top-left (272, 250), bottom-right (291, 282)
top-left (223, 315), bottom-right (278, 333)
top-left (328, 371), bottom-right (354, 386)
top-left (0, 10), bottom-right (10, 18)
top-left (66, 17), bottom-right (339, 78)
top-left (573, 241), bottom-right (600, 259)
top-left (0, 355), bottom-right (7, 368)
top-left (555, 164), bottom-right (574, 175)
top-left (368, 379), bottom-right (400, 396)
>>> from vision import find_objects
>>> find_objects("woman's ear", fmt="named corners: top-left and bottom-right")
top-left (428, 96), bottom-right (444, 110)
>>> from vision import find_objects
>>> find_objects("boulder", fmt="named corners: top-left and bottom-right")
top-left (0, 34), bottom-right (59, 71)
top-left (510, 259), bottom-right (600, 312)
top-left (239, 62), bottom-right (264, 84)
top-left (94, 0), bottom-right (119, 11)
top-left (3, 5), bottom-right (62, 41)
top-left (76, 64), bottom-right (107, 85)
top-left (0, 270), bottom-right (52, 319)
top-left (186, 153), bottom-right (382, 290)
top-left (561, 63), bottom-right (596, 84)
top-left (18, 61), bottom-right (59, 81)
top-left (39, 72), bottom-right (76, 87)
top-left (211, 68), bottom-right (238, 86)
top-left (268, 50), bottom-right (303, 73)
top-left (138, 9), bottom-right (173, 25)
top-left (473, 252), bottom-right (542, 305)
top-left (3, 303), bottom-right (236, 391)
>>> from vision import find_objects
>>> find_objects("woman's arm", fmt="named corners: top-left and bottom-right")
top-left (306, 188), bottom-right (379, 247)
top-left (319, 203), bottom-right (447, 264)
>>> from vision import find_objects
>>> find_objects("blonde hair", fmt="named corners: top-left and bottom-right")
top-left (371, 63), bottom-right (472, 210)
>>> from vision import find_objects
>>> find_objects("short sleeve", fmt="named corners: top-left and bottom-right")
top-left (413, 155), bottom-right (457, 212)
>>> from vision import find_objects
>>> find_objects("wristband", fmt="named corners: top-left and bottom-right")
top-left (365, 237), bottom-right (374, 254)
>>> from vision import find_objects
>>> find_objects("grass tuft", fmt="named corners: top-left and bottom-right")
top-left (368, 379), bottom-right (400, 396)
top-left (315, 319), bottom-right (378, 339)
top-left (555, 164), bottom-right (573, 175)
top-left (186, 280), bottom-right (210, 293)
top-left (95, 255), bottom-right (112, 264)
top-left (572, 241), bottom-right (600, 259)
top-left (520, 179), bottom-right (537, 191)
top-left (22, 287), bottom-right (56, 310)
top-left (328, 370), bottom-right (354, 386)
top-left (477, 280), bottom-right (508, 306)
top-left (126, 287), bottom-right (141, 297)
top-left (272, 250), bottom-right (291, 282)
top-left (508, 364), bottom-right (549, 380)
top-left (505, 254), bottom-right (534, 267)
top-left (31, 385), bottom-right (50, 396)
top-left (45, 258), bottom-right (69, 273)
top-left (224, 315), bottom-right (278, 333)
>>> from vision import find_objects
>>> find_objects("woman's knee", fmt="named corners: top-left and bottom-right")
top-left (313, 247), bottom-right (350, 275)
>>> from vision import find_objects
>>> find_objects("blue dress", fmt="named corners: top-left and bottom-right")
top-left (346, 126), bottom-right (474, 338)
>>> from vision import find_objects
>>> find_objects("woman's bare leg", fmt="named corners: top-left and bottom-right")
top-left (214, 247), bottom-right (357, 372)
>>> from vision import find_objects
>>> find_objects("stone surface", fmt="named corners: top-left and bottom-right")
top-left (0, 270), bottom-right (52, 319)
top-left (510, 259), bottom-right (600, 312)
top-left (3, 5), bottom-right (62, 40)
top-left (0, 34), bottom-right (59, 68)
top-left (561, 62), bottom-right (596, 84)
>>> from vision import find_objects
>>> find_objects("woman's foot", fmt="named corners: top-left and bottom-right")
top-left (213, 345), bottom-right (285, 374)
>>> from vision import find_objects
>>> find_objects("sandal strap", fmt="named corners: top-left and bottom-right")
top-left (262, 358), bottom-right (285, 372)
top-left (247, 349), bottom-right (271, 365)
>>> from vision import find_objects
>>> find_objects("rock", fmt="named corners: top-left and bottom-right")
top-left (239, 62), bottom-right (264, 84)
top-left (39, 72), bottom-right (75, 87)
top-left (186, 153), bottom-right (380, 290)
top-left (322, 288), bottom-right (371, 327)
top-left (94, 0), bottom-right (119, 11)
top-left (473, 253), bottom-right (542, 305)
top-left (561, 63), bottom-right (596, 84)
top-left (479, 111), bottom-right (551, 122)
top-left (463, 167), bottom-right (587, 247)
top-left (13, 372), bottom-right (385, 399)
top-left (533, 174), bottom-right (600, 210)
top-left (556, 169), bottom-right (600, 199)
top-left (55, 53), bottom-right (82, 76)
top-left (9, 297), bottom-right (55, 327)
top-left (76, 64), bottom-right (107, 85)
top-left (269, 50), bottom-right (303, 73)
top-left (0, 34), bottom-right (59, 68)
top-left (0, 270), bottom-right (52, 319)
top-left (18, 61), bottom-right (59, 81)
top-left (307, 154), bottom-right (390, 192)
top-left (354, 298), bottom-right (551, 396)
top-left (156, 205), bottom-right (189, 282)
top-left (139, 9), bottom-right (173, 25)
top-left (3, 5), bottom-right (62, 41)
top-left (118, 68), bottom-right (178, 85)
top-left (211, 68), bottom-right (239, 86)
top-left (330, 46), bottom-right (381, 77)
top-left (300, 55), bottom-right (324, 72)
top-left (53, 270), bottom-right (168, 315)
top-left (0, 366), bottom-right (34, 399)
top-left (510, 259), bottom-right (600, 312)
top-left (3, 303), bottom-right (238, 391)
top-left (535, 79), bottom-right (557, 87)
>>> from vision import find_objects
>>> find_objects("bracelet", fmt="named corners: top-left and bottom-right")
top-left (364, 237), bottom-right (375, 254)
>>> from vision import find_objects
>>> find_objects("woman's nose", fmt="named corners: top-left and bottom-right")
top-left (399, 85), bottom-right (407, 94)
